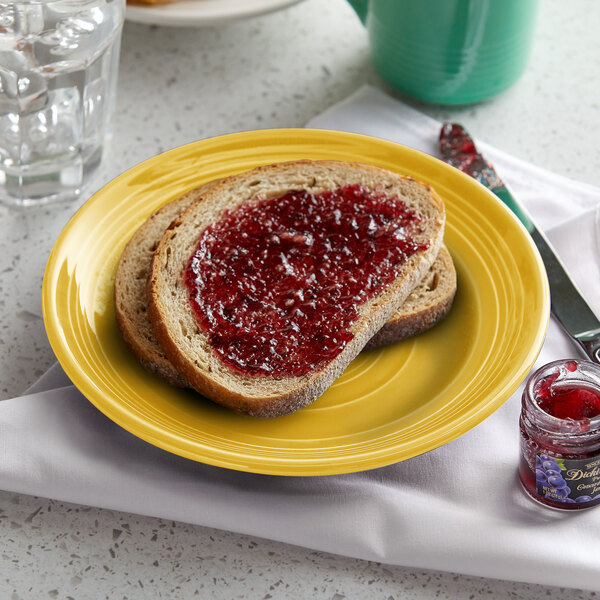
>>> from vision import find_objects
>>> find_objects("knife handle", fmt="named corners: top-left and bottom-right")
top-left (495, 185), bottom-right (535, 233)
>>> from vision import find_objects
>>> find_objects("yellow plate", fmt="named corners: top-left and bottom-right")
top-left (42, 129), bottom-right (549, 475)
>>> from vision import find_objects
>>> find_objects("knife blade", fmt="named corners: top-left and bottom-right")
top-left (439, 123), bottom-right (600, 364)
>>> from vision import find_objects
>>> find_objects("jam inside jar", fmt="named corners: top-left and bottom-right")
top-left (519, 359), bottom-right (600, 510)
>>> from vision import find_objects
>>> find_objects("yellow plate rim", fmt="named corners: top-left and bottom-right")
top-left (42, 128), bottom-right (550, 475)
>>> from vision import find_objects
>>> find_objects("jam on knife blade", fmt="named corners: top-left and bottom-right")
top-left (439, 123), bottom-right (505, 193)
top-left (439, 122), bottom-right (533, 230)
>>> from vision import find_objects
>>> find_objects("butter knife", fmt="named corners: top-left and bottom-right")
top-left (439, 123), bottom-right (600, 364)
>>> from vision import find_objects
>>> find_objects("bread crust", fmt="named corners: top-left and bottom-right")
top-left (114, 184), bottom-right (218, 386)
top-left (147, 160), bottom-right (446, 417)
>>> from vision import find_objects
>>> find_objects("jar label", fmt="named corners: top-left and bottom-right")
top-left (536, 453), bottom-right (600, 506)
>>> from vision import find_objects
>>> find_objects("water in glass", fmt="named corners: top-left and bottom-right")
top-left (0, 0), bottom-right (124, 206)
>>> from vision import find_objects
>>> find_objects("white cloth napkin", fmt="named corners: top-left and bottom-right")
top-left (3, 85), bottom-right (600, 590)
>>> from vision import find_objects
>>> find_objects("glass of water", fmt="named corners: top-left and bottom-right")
top-left (0, 0), bottom-right (125, 207)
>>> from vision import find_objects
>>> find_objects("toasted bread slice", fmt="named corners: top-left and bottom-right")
top-left (146, 160), bottom-right (445, 417)
top-left (116, 186), bottom-right (455, 389)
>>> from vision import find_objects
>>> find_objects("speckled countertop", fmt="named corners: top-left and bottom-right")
top-left (1, 0), bottom-right (600, 597)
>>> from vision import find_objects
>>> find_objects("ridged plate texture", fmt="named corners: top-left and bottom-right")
top-left (42, 129), bottom-right (549, 475)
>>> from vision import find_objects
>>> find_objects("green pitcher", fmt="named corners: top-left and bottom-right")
top-left (347, 0), bottom-right (540, 104)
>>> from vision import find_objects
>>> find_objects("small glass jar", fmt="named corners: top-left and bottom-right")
top-left (519, 359), bottom-right (600, 510)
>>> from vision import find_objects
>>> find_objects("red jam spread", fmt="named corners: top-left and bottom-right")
top-left (535, 366), bottom-right (600, 420)
top-left (184, 184), bottom-right (429, 376)
top-left (439, 123), bottom-right (505, 193)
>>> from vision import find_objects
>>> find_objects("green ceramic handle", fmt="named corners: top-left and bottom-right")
top-left (347, 0), bottom-right (369, 24)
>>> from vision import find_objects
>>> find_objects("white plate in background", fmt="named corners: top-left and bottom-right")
top-left (126, 0), bottom-right (303, 27)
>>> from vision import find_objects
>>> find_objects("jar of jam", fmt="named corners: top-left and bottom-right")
top-left (519, 359), bottom-right (600, 510)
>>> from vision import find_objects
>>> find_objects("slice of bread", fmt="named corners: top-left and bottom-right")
top-left (364, 244), bottom-right (456, 350)
top-left (116, 187), bottom-right (455, 389)
top-left (147, 160), bottom-right (445, 417)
